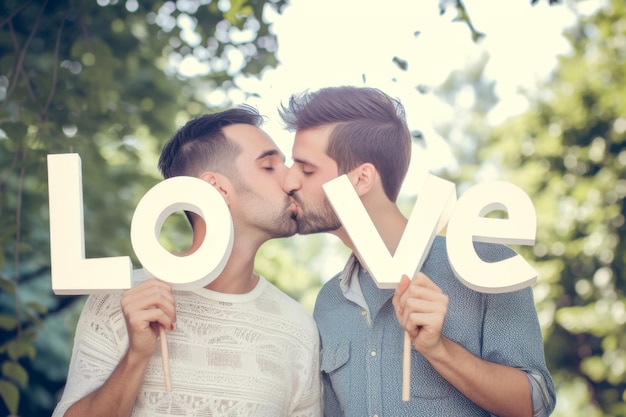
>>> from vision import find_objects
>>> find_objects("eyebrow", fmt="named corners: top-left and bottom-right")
top-left (257, 149), bottom-right (285, 163)
top-left (292, 157), bottom-right (317, 168)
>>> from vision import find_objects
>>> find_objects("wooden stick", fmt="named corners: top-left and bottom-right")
top-left (402, 330), bottom-right (411, 401)
top-left (160, 326), bottom-right (172, 392)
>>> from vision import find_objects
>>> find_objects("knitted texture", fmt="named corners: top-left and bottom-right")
top-left (53, 277), bottom-right (321, 417)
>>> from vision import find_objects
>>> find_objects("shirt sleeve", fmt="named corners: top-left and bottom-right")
top-left (527, 369), bottom-right (554, 417)
top-left (480, 286), bottom-right (556, 415)
top-left (472, 242), bottom-right (556, 415)
top-left (51, 294), bottom-right (126, 417)
top-left (291, 323), bottom-right (323, 417)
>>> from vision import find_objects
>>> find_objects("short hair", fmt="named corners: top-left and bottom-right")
top-left (279, 86), bottom-right (411, 202)
top-left (158, 105), bottom-right (264, 179)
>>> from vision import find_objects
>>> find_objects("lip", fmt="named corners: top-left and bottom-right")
top-left (288, 197), bottom-right (300, 217)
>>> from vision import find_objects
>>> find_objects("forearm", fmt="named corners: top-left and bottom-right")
top-left (424, 337), bottom-right (532, 417)
top-left (64, 350), bottom-right (150, 417)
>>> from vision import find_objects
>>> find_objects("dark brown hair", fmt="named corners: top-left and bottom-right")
top-left (158, 105), bottom-right (263, 179)
top-left (279, 86), bottom-right (411, 201)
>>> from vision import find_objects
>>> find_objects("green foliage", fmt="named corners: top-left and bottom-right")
top-left (0, 0), bottom-right (286, 414)
top-left (0, 0), bottom-right (592, 415)
top-left (0, 274), bottom-right (43, 416)
top-left (480, 1), bottom-right (626, 414)
top-left (256, 234), bottom-right (350, 313)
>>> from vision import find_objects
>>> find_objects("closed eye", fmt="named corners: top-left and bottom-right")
top-left (293, 161), bottom-right (314, 176)
top-left (257, 149), bottom-right (285, 172)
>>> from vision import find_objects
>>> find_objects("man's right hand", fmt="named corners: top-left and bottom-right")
top-left (121, 278), bottom-right (176, 359)
top-left (64, 279), bottom-right (177, 417)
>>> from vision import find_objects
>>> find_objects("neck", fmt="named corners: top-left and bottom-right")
top-left (184, 219), bottom-right (261, 294)
top-left (332, 198), bottom-right (407, 262)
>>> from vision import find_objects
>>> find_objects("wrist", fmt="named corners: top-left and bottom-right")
top-left (123, 346), bottom-right (153, 371)
top-left (419, 336), bottom-right (450, 365)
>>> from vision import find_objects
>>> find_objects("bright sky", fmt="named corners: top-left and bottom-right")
top-left (232, 0), bottom-right (586, 195)
top-left (217, 0), bottom-right (592, 280)
top-left (158, 0), bottom-right (603, 295)
top-left (173, 0), bottom-right (598, 279)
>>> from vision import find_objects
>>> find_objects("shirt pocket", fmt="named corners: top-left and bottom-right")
top-left (320, 339), bottom-right (351, 405)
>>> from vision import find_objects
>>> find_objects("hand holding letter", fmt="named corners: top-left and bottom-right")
top-left (392, 272), bottom-right (449, 356)
top-left (121, 278), bottom-right (176, 361)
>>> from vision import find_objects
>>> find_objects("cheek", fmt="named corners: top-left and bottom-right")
top-left (308, 174), bottom-right (334, 191)
top-left (261, 177), bottom-right (282, 192)
top-left (301, 179), bottom-right (328, 199)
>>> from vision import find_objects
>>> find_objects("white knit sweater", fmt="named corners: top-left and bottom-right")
top-left (53, 277), bottom-right (322, 417)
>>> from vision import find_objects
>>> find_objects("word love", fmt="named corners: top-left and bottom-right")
top-left (47, 153), bottom-right (233, 294)
top-left (324, 175), bottom-right (537, 293)
top-left (48, 153), bottom-right (536, 296)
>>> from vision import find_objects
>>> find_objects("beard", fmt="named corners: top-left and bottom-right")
top-left (291, 193), bottom-right (342, 235)
top-left (233, 179), bottom-right (297, 238)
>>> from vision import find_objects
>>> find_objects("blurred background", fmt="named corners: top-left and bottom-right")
top-left (1, 0), bottom-right (625, 415)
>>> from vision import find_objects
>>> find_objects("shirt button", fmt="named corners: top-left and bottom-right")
top-left (361, 310), bottom-right (367, 316)
top-left (373, 415), bottom-right (379, 417)
top-left (370, 350), bottom-right (377, 357)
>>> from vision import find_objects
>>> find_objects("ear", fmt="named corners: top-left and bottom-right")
top-left (347, 163), bottom-right (377, 197)
top-left (199, 171), bottom-right (231, 204)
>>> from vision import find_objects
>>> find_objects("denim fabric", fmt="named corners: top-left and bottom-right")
top-left (314, 236), bottom-right (556, 417)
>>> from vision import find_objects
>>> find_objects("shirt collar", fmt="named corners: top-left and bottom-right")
top-left (338, 254), bottom-right (370, 314)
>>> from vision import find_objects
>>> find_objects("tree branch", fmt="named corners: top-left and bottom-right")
top-left (42, 10), bottom-right (68, 119)
top-left (7, 21), bottom-right (38, 104)
top-left (13, 145), bottom-right (29, 335)
top-left (0, 0), bottom-right (34, 30)
top-left (2, 0), bottom-right (49, 110)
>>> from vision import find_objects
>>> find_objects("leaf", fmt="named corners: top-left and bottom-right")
top-left (21, 327), bottom-right (38, 342)
top-left (392, 56), bottom-right (408, 71)
top-left (24, 311), bottom-right (44, 328)
top-left (0, 274), bottom-right (14, 296)
top-left (0, 314), bottom-right (17, 331)
top-left (0, 379), bottom-right (19, 415)
top-left (6, 340), bottom-right (36, 361)
top-left (0, 121), bottom-right (27, 143)
top-left (2, 361), bottom-right (28, 388)
top-left (224, 0), bottom-right (252, 26)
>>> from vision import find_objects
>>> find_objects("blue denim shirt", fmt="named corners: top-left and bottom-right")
top-left (314, 236), bottom-right (556, 416)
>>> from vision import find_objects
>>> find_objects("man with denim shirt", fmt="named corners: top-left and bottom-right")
top-left (280, 85), bottom-right (556, 416)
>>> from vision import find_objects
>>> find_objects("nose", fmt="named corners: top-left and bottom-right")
top-left (282, 165), bottom-right (301, 194)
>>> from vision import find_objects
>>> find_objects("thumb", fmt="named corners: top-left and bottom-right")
top-left (396, 274), bottom-right (411, 295)
top-left (392, 274), bottom-right (411, 313)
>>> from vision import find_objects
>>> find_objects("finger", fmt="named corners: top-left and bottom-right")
top-left (402, 297), bottom-right (447, 319)
top-left (411, 272), bottom-right (443, 293)
top-left (122, 284), bottom-right (176, 324)
top-left (123, 290), bottom-right (176, 318)
top-left (400, 278), bottom-right (446, 309)
top-left (393, 274), bottom-right (411, 314)
top-left (406, 311), bottom-right (446, 342)
top-left (130, 278), bottom-right (174, 298)
top-left (123, 278), bottom-right (175, 305)
top-left (398, 294), bottom-right (448, 332)
top-left (126, 306), bottom-right (175, 335)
